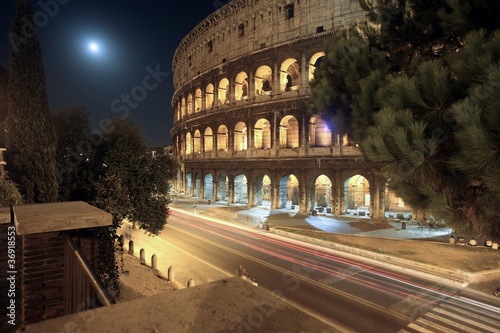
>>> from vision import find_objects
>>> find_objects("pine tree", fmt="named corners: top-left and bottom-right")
top-left (310, 0), bottom-right (500, 237)
top-left (5, 0), bottom-right (58, 203)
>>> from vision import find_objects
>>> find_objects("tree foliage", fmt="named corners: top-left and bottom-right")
top-left (5, 0), bottom-right (58, 203)
top-left (52, 106), bottom-right (94, 201)
top-left (0, 176), bottom-right (23, 207)
top-left (310, 0), bottom-right (500, 238)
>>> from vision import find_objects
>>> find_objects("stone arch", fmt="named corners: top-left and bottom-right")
top-left (217, 173), bottom-right (229, 202)
top-left (217, 125), bottom-right (229, 151)
top-left (309, 116), bottom-right (332, 147)
top-left (204, 173), bottom-right (214, 200)
top-left (185, 132), bottom-right (193, 154)
top-left (234, 174), bottom-right (248, 204)
top-left (279, 174), bottom-right (299, 210)
top-left (204, 127), bottom-right (214, 152)
top-left (309, 52), bottom-right (325, 81)
top-left (218, 78), bottom-right (230, 104)
top-left (186, 172), bottom-right (193, 196)
top-left (309, 174), bottom-right (333, 213)
top-left (193, 130), bottom-right (202, 153)
top-left (187, 93), bottom-right (193, 115)
top-left (254, 118), bottom-right (271, 149)
top-left (181, 97), bottom-right (187, 117)
top-left (176, 100), bottom-right (181, 121)
top-left (254, 174), bottom-right (271, 209)
top-left (205, 83), bottom-right (214, 108)
top-left (279, 115), bottom-right (299, 148)
top-left (194, 172), bottom-right (202, 197)
top-left (195, 88), bottom-right (202, 112)
top-left (234, 71), bottom-right (249, 101)
top-left (234, 121), bottom-right (247, 151)
top-left (255, 65), bottom-right (272, 96)
top-left (344, 174), bottom-right (370, 216)
top-left (280, 58), bottom-right (300, 92)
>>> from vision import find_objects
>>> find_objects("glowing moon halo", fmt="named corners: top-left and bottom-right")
top-left (89, 42), bottom-right (99, 53)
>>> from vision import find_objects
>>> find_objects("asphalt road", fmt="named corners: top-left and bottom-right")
top-left (120, 209), bottom-right (500, 333)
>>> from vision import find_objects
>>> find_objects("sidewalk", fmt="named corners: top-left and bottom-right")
top-left (170, 196), bottom-right (454, 242)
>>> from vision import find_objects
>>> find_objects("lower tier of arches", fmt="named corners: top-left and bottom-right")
top-left (173, 158), bottom-right (421, 220)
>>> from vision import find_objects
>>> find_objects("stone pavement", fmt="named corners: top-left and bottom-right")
top-left (170, 196), bottom-right (455, 242)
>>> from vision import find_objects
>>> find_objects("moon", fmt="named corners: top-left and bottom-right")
top-left (89, 42), bottom-right (99, 53)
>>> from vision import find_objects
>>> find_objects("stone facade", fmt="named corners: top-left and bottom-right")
top-left (171, 0), bottom-right (411, 218)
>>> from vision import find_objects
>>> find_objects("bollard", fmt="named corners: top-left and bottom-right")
top-left (128, 240), bottom-right (134, 255)
top-left (119, 234), bottom-right (125, 248)
top-left (151, 254), bottom-right (157, 270)
top-left (168, 265), bottom-right (175, 282)
top-left (140, 248), bottom-right (146, 265)
top-left (187, 278), bottom-right (195, 288)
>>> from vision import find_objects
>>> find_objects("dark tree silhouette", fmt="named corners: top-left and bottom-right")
top-left (5, 0), bottom-right (58, 203)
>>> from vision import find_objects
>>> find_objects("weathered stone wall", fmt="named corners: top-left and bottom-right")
top-left (173, 0), bottom-right (364, 90)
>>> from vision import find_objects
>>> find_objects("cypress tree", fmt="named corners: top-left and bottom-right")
top-left (5, 0), bottom-right (58, 203)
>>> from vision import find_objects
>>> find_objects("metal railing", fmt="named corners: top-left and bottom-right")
top-left (64, 234), bottom-right (114, 314)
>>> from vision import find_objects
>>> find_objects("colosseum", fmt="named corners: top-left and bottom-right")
top-left (170, 0), bottom-right (414, 220)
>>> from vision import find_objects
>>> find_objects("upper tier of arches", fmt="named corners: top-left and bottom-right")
top-left (173, 52), bottom-right (324, 122)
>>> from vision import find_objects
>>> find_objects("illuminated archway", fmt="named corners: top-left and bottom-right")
top-left (217, 125), bottom-right (228, 151)
top-left (344, 175), bottom-right (370, 216)
top-left (279, 174), bottom-right (299, 210)
top-left (204, 127), bottom-right (213, 152)
top-left (254, 174), bottom-right (271, 209)
top-left (279, 116), bottom-right (299, 148)
top-left (280, 58), bottom-right (300, 92)
top-left (218, 78), bottom-right (230, 104)
top-left (309, 174), bottom-right (333, 213)
top-left (234, 71), bottom-right (248, 101)
top-left (234, 121), bottom-right (247, 151)
top-left (254, 118), bottom-right (271, 149)
top-left (234, 174), bottom-right (248, 204)
top-left (255, 65), bottom-right (272, 96)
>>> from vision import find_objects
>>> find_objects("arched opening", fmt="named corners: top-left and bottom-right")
top-left (234, 121), bottom-right (247, 151)
top-left (254, 174), bottom-right (271, 209)
top-left (204, 127), bottom-right (213, 152)
top-left (254, 118), bottom-right (271, 149)
top-left (205, 83), bottom-right (214, 108)
top-left (309, 52), bottom-right (325, 81)
top-left (218, 78), bottom-right (230, 105)
top-left (195, 88), bottom-right (202, 112)
top-left (279, 116), bottom-right (299, 148)
top-left (187, 93), bottom-right (193, 115)
top-left (217, 173), bottom-right (228, 202)
top-left (181, 97), bottom-right (186, 117)
top-left (344, 175), bottom-right (370, 216)
top-left (217, 125), bottom-right (228, 151)
top-left (204, 173), bottom-right (214, 200)
top-left (313, 117), bottom-right (332, 147)
top-left (234, 72), bottom-right (249, 101)
top-left (234, 174), bottom-right (248, 204)
top-left (186, 172), bottom-right (192, 196)
top-left (255, 65), bottom-right (272, 96)
top-left (279, 174), bottom-right (299, 211)
top-left (193, 130), bottom-right (201, 154)
top-left (309, 174), bottom-right (333, 213)
top-left (280, 58), bottom-right (300, 92)
top-left (185, 132), bottom-right (192, 155)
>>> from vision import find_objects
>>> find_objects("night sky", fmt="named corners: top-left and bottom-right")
top-left (0, 0), bottom-right (224, 147)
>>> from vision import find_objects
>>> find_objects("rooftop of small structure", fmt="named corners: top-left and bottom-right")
top-left (7, 201), bottom-right (112, 235)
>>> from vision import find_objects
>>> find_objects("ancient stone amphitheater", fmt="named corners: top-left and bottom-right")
top-left (170, 0), bottom-right (408, 219)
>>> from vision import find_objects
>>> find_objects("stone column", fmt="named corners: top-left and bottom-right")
top-left (200, 172), bottom-right (205, 199)
top-left (247, 180), bottom-right (255, 208)
top-left (228, 177), bottom-right (235, 204)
